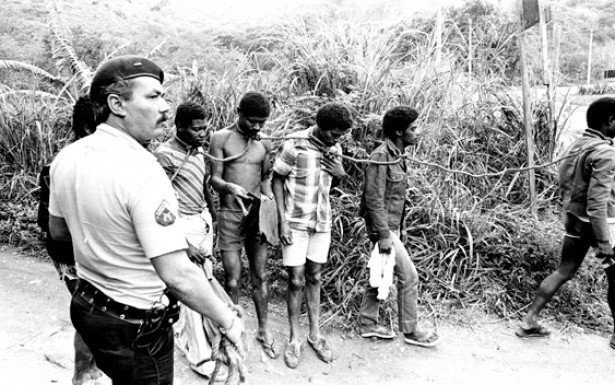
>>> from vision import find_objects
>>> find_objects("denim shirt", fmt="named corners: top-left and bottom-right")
top-left (558, 128), bottom-right (615, 247)
top-left (360, 139), bottom-right (407, 241)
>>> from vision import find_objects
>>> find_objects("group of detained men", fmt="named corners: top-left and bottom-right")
top-left (44, 55), bottom-right (615, 385)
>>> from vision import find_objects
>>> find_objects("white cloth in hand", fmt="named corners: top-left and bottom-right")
top-left (367, 243), bottom-right (396, 300)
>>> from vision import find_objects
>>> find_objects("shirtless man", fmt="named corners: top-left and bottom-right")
top-left (209, 91), bottom-right (278, 359)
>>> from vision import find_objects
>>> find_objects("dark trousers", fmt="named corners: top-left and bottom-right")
top-left (71, 292), bottom-right (174, 385)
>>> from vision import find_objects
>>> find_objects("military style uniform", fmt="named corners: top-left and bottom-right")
top-left (50, 123), bottom-right (187, 383)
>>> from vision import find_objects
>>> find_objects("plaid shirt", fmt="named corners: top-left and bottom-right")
top-left (154, 137), bottom-right (208, 216)
top-left (273, 127), bottom-right (342, 232)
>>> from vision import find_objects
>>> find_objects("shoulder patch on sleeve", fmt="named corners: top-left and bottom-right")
top-left (155, 200), bottom-right (176, 226)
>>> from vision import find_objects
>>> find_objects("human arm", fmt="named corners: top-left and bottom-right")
top-left (46, 164), bottom-right (77, 262)
top-left (363, 153), bottom-right (392, 253)
top-left (151, 250), bottom-right (244, 348)
top-left (321, 147), bottom-right (346, 178)
top-left (203, 174), bottom-right (217, 223)
top-left (203, 175), bottom-right (218, 250)
top-left (260, 140), bottom-right (274, 199)
top-left (152, 151), bottom-right (176, 179)
top-left (272, 172), bottom-right (292, 245)
top-left (271, 140), bottom-right (297, 246)
top-left (37, 166), bottom-right (51, 232)
top-left (46, 182), bottom-right (75, 263)
top-left (49, 214), bottom-right (72, 242)
top-left (208, 132), bottom-right (251, 200)
top-left (587, 149), bottom-right (615, 256)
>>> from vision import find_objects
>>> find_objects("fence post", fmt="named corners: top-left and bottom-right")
top-left (519, 0), bottom-right (537, 209)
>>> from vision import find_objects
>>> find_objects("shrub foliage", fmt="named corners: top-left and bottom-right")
top-left (0, 0), bottom-right (611, 333)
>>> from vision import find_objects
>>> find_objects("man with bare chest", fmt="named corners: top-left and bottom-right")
top-left (209, 91), bottom-right (278, 359)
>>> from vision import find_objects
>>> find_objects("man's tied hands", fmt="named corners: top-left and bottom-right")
top-left (378, 236), bottom-right (393, 254)
top-left (596, 241), bottom-right (615, 263)
top-left (226, 183), bottom-right (251, 200)
top-left (597, 241), bottom-right (615, 256)
top-left (226, 183), bottom-right (254, 216)
top-left (279, 220), bottom-right (293, 246)
top-left (187, 243), bottom-right (207, 264)
top-left (321, 151), bottom-right (345, 177)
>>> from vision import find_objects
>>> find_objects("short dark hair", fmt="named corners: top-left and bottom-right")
top-left (238, 91), bottom-right (270, 118)
top-left (175, 101), bottom-right (207, 129)
top-left (382, 106), bottom-right (419, 139)
top-left (316, 103), bottom-right (353, 131)
top-left (92, 79), bottom-right (136, 125)
top-left (587, 97), bottom-right (615, 130)
top-left (72, 95), bottom-right (96, 139)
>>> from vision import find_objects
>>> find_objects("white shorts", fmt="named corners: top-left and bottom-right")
top-left (282, 229), bottom-right (331, 267)
top-left (178, 210), bottom-right (213, 257)
top-left (609, 222), bottom-right (615, 247)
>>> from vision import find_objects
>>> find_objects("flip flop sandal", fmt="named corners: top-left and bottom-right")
top-left (284, 340), bottom-right (301, 369)
top-left (307, 336), bottom-right (333, 363)
top-left (515, 325), bottom-right (551, 339)
top-left (403, 330), bottom-right (441, 348)
top-left (256, 334), bottom-right (279, 359)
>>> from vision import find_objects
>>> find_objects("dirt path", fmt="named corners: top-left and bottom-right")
top-left (0, 247), bottom-right (613, 385)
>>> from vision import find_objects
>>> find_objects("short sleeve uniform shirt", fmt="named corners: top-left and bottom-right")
top-left (49, 124), bottom-right (188, 309)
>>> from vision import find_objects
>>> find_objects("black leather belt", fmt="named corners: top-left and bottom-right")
top-left (76, 279), bottom-right (179, 324)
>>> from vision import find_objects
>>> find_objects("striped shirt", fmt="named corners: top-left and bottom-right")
top-left (273, 127), bottom-right (342, 232)
top-left (154, 137), bottom-right (208, 216)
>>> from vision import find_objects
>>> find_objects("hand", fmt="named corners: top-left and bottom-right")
top-left (279, 221), bottom-right (293, 246)
top-left (321, 152), bottom-right (345, 177)
top-left (187, 243), bottom-right (207, 265)
top-left (378, 237), bottom-right (393, 254)
top-left (597, 241), bottom-right (615, 257)
top-left (222, 316), bottom-right (245, 357)
top-left (226, 183), bottom-right (251, 200)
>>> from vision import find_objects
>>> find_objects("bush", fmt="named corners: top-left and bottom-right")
top-left (1, 2), bottom-right (612, 334)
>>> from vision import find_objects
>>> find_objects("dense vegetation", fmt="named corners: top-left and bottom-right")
top-left (1, 0), bottom-right (613, 333)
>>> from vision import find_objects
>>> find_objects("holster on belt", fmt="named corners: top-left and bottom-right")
top-left (76, 279), bottom-right (180, 327)
top-left (134, 291), bottom-right (180, 348)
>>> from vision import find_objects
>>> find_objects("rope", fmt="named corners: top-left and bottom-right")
top-left (334, 147), bottom-right (586, 177)
top-left (200, 135), bottom-right (307, 164)
top-left (169, 150), bottom-right (193, 183)
top-left (201, 133), bottom-right (588, 179)
top-left (203, 143), bottom-right (251, 163)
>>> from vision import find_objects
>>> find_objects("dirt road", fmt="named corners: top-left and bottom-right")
top-left (0, 247), bottom-right (613, 385)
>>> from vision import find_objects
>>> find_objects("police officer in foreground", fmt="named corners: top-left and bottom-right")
top-left (48, 55), bottom-right (244, 384)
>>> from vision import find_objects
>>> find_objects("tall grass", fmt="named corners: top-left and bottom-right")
top-left (1, 1), bottom-right (610, 333)
top-left (0, 91), bottom-right (72, 195)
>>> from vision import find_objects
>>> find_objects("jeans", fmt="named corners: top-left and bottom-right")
top-left (359, 231), bottom-right (418, 334)
top-left (70, 293), bottom-right (175, 385)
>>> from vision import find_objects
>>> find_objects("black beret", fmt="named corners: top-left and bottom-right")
top-left (89, 55), bottom-right (164, 101)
